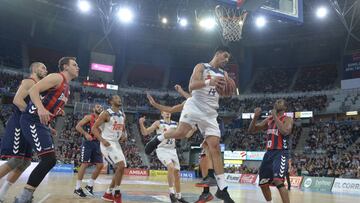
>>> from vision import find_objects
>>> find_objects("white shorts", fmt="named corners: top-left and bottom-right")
top-left (156, 147), bottom-right (180, 170)
top-left (179, 98), bottom-right (220, 137)
top-left (100, 140), bottom-right (127, 167)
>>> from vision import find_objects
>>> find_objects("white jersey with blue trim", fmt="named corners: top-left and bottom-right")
top-left (190, 63), bottom-right (225, 111)
top-left (100, 108), bottom-right (125, 141)
top-left (156, 119), bottom-right (177, 149)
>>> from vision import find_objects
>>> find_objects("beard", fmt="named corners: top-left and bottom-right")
top-left (36, 72), bottom-right (45, 79)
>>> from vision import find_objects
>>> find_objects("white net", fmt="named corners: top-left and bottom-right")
top-left (215, 5), bottom-right (248, 42)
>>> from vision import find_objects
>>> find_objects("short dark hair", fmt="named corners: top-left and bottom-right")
top-left (58, 57), bottom-right (76, 71)
top-left (214, 46), bottom-right (231, 54)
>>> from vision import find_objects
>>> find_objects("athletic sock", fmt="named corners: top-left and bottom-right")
top-left (215, 174), bottom-right (227, 190)
top-left (88, 179), bottom-right (95, 187)
top-left (76, 180), bottom-right (82, 190)
top-left (106, 187), bottom-right (113, 194)
top-left (176, 193), bottom-right (182, 199)
top-left (157, 134), bottom-right (165, 141)
top-left (114, 186), bottom-right (121, 194)
top-left (169, 187), bottom-right (175, 194)
top-left (0, 180), bottom-right (12, 200)
top-left (16, 188), bottom-right (34, 202)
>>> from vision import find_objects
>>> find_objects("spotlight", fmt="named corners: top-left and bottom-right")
top-left (316, 6), bottom-right (328, 18)
top-left (117, 7), bottom-right (134, 23)
top-left (78, 0), bottom-right (91, 13)
top-left (179, 18), bottom-right (188, 27)
top-left (255, 16), bottom-right (266, 28)
top-left (161, 17), bottom-right (168, 24)
top-left (199, 17), bottom-right (216, 30)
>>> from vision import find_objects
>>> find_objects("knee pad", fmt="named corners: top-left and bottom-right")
top-left (16, 159), bottom-right (31, 172)
top-left (276, 183), bottom-right (285, 189)
top-left (6, 158), bottom-right (24, 169)
top-left (40, 152), bottom-right (57, 168)
top-left (27, 152), bottom-right (56, 188)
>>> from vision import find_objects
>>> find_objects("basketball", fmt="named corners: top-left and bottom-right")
top-left (217, 76), bottom-right (236, 97)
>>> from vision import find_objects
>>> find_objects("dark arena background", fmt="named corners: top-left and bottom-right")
top-left (0, 0), bottom-right (360, 202)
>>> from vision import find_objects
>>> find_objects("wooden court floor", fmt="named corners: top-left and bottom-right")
top-left (2, 172), bottom-right (360, 203)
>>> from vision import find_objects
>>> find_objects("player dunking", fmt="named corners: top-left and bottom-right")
top-left (139, 111), bottom-right (190, 203)
top-left (91, 95), bottom-right (127, 203)
top-left (248, 99), bottom-right (293, 203)
top-left (15, 57), bottom-right (78, 203)
top-left (74, 104), bottom-right (104, 197)
top-left (0, 62), bottom-right (47, 202)
top-left (145, 46), bottom-right (235, 203)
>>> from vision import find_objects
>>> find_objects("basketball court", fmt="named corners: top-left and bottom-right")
top-left (1, 172), bottom-right (358, 203)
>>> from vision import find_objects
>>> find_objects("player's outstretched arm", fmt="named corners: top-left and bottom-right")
top-left (13, 79), bottom-right (36, 112)
top-left (91, 111), bottom-right (110, 146)
top-left (139, 116), bottom-right (160, 136)
top-left (248, 108), bottom-right (269, 133)
top-left (147, 94), bottom-right (184, 113)
top-left (174, 84), bottom-right (191, 99)
top-left (76, 115), bottom-right (93, 140)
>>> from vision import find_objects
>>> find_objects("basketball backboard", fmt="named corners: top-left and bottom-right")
top-left (218, 0), bottom-right (303, 23)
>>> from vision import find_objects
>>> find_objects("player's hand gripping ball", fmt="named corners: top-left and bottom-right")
top-left (217, 76), bottom-right (236, 97)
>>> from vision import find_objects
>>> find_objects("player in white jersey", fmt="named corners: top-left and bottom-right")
top-left (139, 111), bottom-right (190, 203)
top-left (91, 95), bottom-right (127, 203)
top-left (145, 46), bottom-right (235, 203)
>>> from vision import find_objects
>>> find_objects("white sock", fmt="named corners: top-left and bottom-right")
top-left (88, 179), bottom-right (95, 187)
top-left (0, 180), bottom-right (12, 200)
top-left (114, 185), bottom-right (121, 191)
top-left (106, 187), bottom-right (113, 194)
top-left (76, 180), bottom-right (82, 190)
top-left (157, 134), bottom-right (165, 141)
top-left (215, 174), bottom-right (227, 190)
top-left (169, 187), bottom-right (175, 194)
top-left (176, 193), bottom-right (182, 199)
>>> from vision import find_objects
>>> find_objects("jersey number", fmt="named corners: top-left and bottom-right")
top-left (208, 88), bottom-right (216, 96)
top-left (267, 141), bottom-right (272, 148)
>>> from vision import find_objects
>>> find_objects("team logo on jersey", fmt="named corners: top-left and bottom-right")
top-left (267, 129), bottom-right (279, 136)
top-left (58, 92), bottom-right (68, 103)
top-left (112, 120), bottom-right (124, 131)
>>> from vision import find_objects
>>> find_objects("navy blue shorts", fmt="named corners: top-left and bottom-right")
top-left (80, 140), bottom-right (103, 164)
top-left (20, 113), bottom-right (54, 156)
top-left (258, 150), bottom-right (289, 186)
top-left (0, 110), bottom-right (32, 159)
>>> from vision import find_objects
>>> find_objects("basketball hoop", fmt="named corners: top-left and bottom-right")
top-left (215, 4), bottom-right (248, 42)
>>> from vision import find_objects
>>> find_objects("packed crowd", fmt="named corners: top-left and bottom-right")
top-left (252, 69), bottom-right (295, 93)
top-left (224, 164), bottom-right (259, 174)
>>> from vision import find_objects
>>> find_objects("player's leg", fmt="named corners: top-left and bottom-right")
top-left (112, 161), bottom-right (125, 203)
top-left (196, 144), bottom-right (216, 188)
top-left (145, 122), bottom-right (192, 155)
top-left (286, 173), bottom-right (291, 190)
top-left (272, 151), bottom-right (290, 203)
top-left (258, 152), bottom-right (273, 202)
top-left (74, 162), bottom-right (89, 197)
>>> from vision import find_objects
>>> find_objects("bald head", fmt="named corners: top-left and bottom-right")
top-left (29, 62), bottom-right (47, 80)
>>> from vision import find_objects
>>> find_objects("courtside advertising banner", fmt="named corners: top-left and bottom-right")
top-left (124, 168), bottom-right (149, 177)
top-left (246, 151), bottom-right (265, 161)
top-left (240, 174), bottom-right (258, 184)
top-left (180, 171), bottom-right (196, 179)
top-left (149, 170), bottom-right (168, 177)
top-left (301, 176), bottom-right (334, 192)
top-left (224, 151), bottom-right (247, 160)
top-left (284, 176), bottom-right (303, 188)
top-left (51, 164), bottom-right (74, 173)
top-left (331, 178), bottom-right (360, 194)
top-left (225, 173), bottom-right (242, 183)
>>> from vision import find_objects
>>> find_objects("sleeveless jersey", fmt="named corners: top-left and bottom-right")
top-left (191, 63), bottom-right (225, 110)
top-left (26, 73), bottom-right (69, 119)
top-left (266, 115), bottom-right (290, 150)
top-left (13, 77), bottom-right (37, 114)
top-left (156, 119), bottom-right (177, 149)
top-left (84, 114), bottom-right (97, 140)
top-left (100, 108), bottom-right (125, 141)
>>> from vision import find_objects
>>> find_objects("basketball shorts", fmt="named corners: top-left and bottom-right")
top-left (0, 111), bottom-right (32, 159)
top-left (80, 140), bottom-right (103, 164)
top-left (259, 150), bottom-right (289, 186)
top-left (179, 98), bottom-right (220, 137)
top-left (20, 113), bottom-right (54, 156)
top-left (100, 140), bottom-right (126, 167)
top-left (156, 147), bottom-right (180, 170)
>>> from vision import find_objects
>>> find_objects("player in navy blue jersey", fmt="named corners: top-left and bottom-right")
top-left (248, 99), bottom-right (293, 203)
top-left (0, 62), bottom-right (47, 202)
top-left (15, 57), bottom-right (79, 203)
top-left (74, 104), bottom-right (104, 197)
